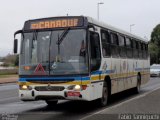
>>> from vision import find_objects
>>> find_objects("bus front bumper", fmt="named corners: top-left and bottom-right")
top-left (19, 85), bottom-right (91, 101)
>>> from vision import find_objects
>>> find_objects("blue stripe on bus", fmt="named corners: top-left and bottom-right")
top-left (135, 67), bottom-right (150, 71)
top-left (91, 67), bottom-right (149, 75)
top-left (91, 69), bottom-right (115, 75)
top-left (91, 71), bottom-right (102, 75)
top-left (19, 76), bottom-right (90, 82)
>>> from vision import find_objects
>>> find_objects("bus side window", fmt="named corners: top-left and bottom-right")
top-left (145, 43), bottom-right (149, 59)
top-left (118, 35), bottom-right (126, 58)
top-left (138, 42), bottom-right (143, 59)
top-left (135, 41), bottom-right (139, 58)
top-left (101, 29), bottom-right (111, 57)
top-left (90, 31), bottom-right (101, 71)
top-left (126, 37), bottom-right (133, 58)
top-left (111, 33), bottom-right (119, 57)
top-left (142, 43), bottom-right (144, 59)
top-left (133, 40), bottom-right (138, 58)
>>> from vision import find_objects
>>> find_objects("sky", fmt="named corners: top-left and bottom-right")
top-left (0, 0), bottom-right (159, 57)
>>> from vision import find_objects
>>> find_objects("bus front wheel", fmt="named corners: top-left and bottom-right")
top-left (100, 82), bottom-right (108, 107)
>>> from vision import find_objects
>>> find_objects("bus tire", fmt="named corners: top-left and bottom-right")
top-left (135, 74), bottom-right (141, 93)
top-left (100, 81), bottom-right (108, 107)
top-left (45, 100), bottom-right (58, 106)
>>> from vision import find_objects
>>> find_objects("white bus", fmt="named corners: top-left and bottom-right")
top-left (14, 16), bottom-right (150, 106)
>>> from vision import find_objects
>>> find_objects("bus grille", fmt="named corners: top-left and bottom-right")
top-left (35, 86), bottom-right (65, 91)
top-left (26, 79), bottom-right (74, 83)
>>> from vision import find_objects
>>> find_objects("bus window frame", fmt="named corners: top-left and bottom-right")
top-left (125, 37), bottom-right (133, 58)
top-left (88, 30), bottom-right (102, 72)
top-left (118, 34), bottom-right (127, 58)
top-left (110, 32), bottom-right (120, 58)
top-left (100, 29), bottom-right (111, 58)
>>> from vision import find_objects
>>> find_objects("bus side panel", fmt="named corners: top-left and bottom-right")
top-left (131, 59), bottom-right (139, 88)
top-left (120, 58), bottom-right (128, 91)
top-left (141, 59), bottom-right (150, 85)
top-left (110, 57), bottom-right (119, 94)
top-left (90, 81), bottom-right (103, 100)
top-left (89, 58), bottom-right (111, 100)
top-left (117, 58), bottom-right (125, 92)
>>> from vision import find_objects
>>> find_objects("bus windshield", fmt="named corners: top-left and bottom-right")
top-left (20, 29), bottom-right (88, 75)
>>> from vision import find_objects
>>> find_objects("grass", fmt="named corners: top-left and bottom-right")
top-left (0, 74), bottom-right (18, 78)
top-left (0, 69), bottom-right (18, 77)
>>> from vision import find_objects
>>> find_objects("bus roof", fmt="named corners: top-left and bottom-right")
top-left (86, 16), bottom-right (148, 43)
top-left (23, 16), bottom-right (147, 43)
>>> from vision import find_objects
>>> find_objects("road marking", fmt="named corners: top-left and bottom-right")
top-left (80, 86), bottom-right (160, 120)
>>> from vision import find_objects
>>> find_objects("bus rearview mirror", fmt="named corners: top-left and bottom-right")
top-left (14, 39), bottom-right (18, 54)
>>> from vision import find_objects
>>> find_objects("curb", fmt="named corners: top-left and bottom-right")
top-left (0, 81), bottom-right (18, 84)
top-left (0, 77), bottom-right (18, 84)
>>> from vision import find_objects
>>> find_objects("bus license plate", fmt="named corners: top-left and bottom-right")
top-left (67, 91), bottom-right (80, 97)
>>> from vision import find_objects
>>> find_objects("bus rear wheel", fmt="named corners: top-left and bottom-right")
top-left (45, 100), bottom-right (58, 106)
top-left (100, 82), bottom-right (108, 107)
top-left (135, 75), bottom-right (141, 93)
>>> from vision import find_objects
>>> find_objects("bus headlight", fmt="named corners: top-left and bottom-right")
top-left (74, 85), bottom-right (81, 91)
top-left (67, 85), bottom-right (87, 91)
top-left (22, 85), bottom-right (27, 89)
top-left (20, 85), bottom-right (32, 90)
top-left (67, 85), bottom-right (81, 91)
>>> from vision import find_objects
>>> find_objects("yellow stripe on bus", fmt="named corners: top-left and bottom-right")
top-left (18, 71), bottom-right (150, 86)
top-left (18, 81), bottom-right (90, 86)
top-left (92, 71), bottom-right (149, 81)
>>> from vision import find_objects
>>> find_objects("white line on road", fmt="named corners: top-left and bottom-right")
top-left (80, 86), bottom-right (160, 120)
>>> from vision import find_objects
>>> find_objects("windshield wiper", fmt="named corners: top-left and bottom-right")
top-left (56, 27), bottom-right (70, 45)
top-left (55, 28), bottom-right (70, 62)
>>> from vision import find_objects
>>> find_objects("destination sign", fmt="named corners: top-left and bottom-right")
top-left (24, 17), bottom-right (84, 30)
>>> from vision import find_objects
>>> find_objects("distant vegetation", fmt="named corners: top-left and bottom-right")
top-left (0, 69), bottom-right (18, 75)
top-left (0, 54), bottom-right (19, 67)
top-left (0, 54), bottom-right (19, 75)
top-left (149, 24), bottom-right (160, 65)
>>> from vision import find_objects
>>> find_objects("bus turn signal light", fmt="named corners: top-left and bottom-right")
top-left (24, 66), bottom-right (31, 70)
top-left (81, 85), bottom-right (87, 90)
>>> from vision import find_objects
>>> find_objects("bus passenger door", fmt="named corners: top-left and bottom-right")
top-left (89, 31), bottom-right (102, 100)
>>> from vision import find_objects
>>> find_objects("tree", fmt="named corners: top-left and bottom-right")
top-left (1, 54), bottom-right (17, 67)
top-left (151, 24), bottom-right (160, 45)
top-left (149, 42), bottom-right (159, 64)
top-left (149, 24), bottom-right (160, 64)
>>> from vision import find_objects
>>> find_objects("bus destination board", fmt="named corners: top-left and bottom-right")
top-left (24, 17), bottom-right (84, 30)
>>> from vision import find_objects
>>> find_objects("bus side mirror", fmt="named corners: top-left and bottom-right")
top-left (14, 39), bottom-right (18, 54)
top-left (13, 30), bottom-right (22, 54)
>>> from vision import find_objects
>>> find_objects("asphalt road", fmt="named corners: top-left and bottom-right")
top-left (0, 77), bottom-right (160, 120)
